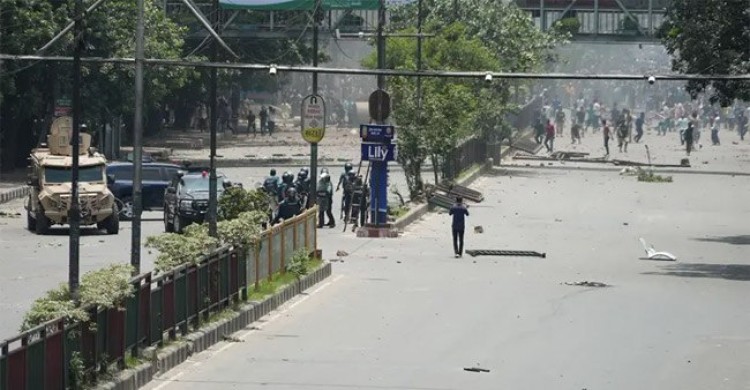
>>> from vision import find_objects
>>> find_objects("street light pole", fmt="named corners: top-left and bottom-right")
top-left (207, 0), bottom-right (219, 237)
top-left (309, 0), bottom-right (321, 206)
top-left (376, 0), bottom-right (386, 91)
top-left (131, 0), bottom-right (145, 274)
top-left (69, 0), bottom-right (84, 301)
top-left (416, 0), bottom-right (423, 108)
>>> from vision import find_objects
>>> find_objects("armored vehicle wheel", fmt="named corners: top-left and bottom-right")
top-left (102, 205), bottom-right (120, 235)
top-left (117, 197), bottom-right (134, 221)
top-left (26, 210), bottom-right (36, 231)
top-left (173, 214), bottom-right (187, 234)
top-left (164, 209), bottom-right (174, 233)
top-left (35, 207), bottom-right (50, 235)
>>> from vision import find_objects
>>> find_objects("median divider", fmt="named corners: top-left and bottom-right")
top-left (0, 207), bottom-right (329, 390)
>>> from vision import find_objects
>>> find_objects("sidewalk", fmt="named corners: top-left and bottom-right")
top-left (0, 171), bottom-right (28, 205)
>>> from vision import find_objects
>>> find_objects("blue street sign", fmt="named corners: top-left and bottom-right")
top-left (361, 143), bottom-right (396, 162)
top-left (359, 124), bottom-right (395, 143)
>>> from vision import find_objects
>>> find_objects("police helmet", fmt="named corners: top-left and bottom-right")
top-left (282, 171), bottom-right (294, 183)
top-left (320, 168), bottom-right (329, 175)
top-left (270, 168), bottom-right (277, 176)
top-left (298, 168), bottom-right (308, 179)
top-left (286, 187), bottom-right (298, 198)
top-left (344, 162), bottom-right (353, 171)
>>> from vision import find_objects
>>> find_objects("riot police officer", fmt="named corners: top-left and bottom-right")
top-left (336, 163), bottom-right (354, 219)
top-left (273, 187), bottom-right (302, 224)
top-left (262, 169), bottom-right (281, 197)
top-left (316, 171), bottom-right (335, 228)
top-left (294, 168), bottom-right (310, 207)
top-left (277, 171), bottom-right (295, 202)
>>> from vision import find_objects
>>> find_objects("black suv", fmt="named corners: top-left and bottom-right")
top-left (163, 170), bottom-right (231, 233)
top-left (106, 162), bottom-right (182, 220)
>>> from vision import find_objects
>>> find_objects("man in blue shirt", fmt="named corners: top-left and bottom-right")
top-left (448, 197), bottom-right (469, 258)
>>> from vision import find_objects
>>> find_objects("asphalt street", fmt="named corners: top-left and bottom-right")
top-left (143, 158), bottom-right (750, 389)
top-left (0, 164), bottom-right (407, 338)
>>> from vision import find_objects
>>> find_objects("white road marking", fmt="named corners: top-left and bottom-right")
top-left (148, 274), bottom-right (343, 390)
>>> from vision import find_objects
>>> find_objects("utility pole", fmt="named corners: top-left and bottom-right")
top-left (69, 0), bottom-right (84, 301)
top-left (416, 0), bottom-right (423, 110)
top-left (207, 0), bottom-right (219, 237)
top-left (376, 0), bottom-right (386, 91)
top-left (131, 0), bottom-right (145, 274)
top-left (309, 0), bottom-right (322, 206)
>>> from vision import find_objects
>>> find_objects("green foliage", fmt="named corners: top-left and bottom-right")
top-left (146, 224), bottom-right (220, 273)
top-left (619, 16), bottom-right (640, 32)
top-left (368, 1), bottom-right (563, 196)
top-left (147, 210), bottom-right (264, 273)
top-left (21, 264), bottom-right (135, 331)
top-left (638, 170), bottom-right (673, 183)
top-left (552, 17), bottom-right (581, 36)
top-left (217, 211), bottom-right (266, 249)
top-left (21, 284), bottom-right (88, 331)
top-left (661, 0), bottom-right (750, 105)
top-left (79, 264), bottom-right (135, 309)
top-left (218, 187), bottom-right (271, 221)
top-left (69, 351), bottom-right (86, 389)
top-left (285, 249), bottom-right (311, 279)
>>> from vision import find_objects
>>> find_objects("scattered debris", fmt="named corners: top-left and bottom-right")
top-left (563, 281), bottom-right (610, 287)
top-left (336, 250), bottom-right (349, 257)
top-left (619, 166), bottom-right (640, 176)
top-left (639, 238), bottom-right (677, 261)
top-left (474, 226), bottom-right (484, 234)
top-left (638, 170), bottom-right (673, 183)
top-left (222, 334), bottom-right (244, 343)
top-left (623, 222), bottom-right (629, 226)
top-left (466, 249), bottom-right (546, 258)
top-left (464, 367), bottom-right (490, 373)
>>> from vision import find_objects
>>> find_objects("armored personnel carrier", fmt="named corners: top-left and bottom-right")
top-left (25, 116), bottom-right (119, 235)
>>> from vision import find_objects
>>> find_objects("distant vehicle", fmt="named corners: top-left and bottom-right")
top-left (125, 151), bottom-right (154, 163)
top-left (25, 116), bottom-right (119, 235)
top-left (163, 170), bottom-right (234, 233)
top-left (106, 162), bottom-right (182, 220)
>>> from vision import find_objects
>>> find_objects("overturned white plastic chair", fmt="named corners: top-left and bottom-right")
top-left (639, 237), bottom-right (677, 261)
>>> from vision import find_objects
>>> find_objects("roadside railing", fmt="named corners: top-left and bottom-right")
top-left (0, 207), bottom-right (317, 390)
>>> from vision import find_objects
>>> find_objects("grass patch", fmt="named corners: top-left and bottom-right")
top-left (637, 170), bottom-right (673, 183)
top-left (455, 163), bottom-right (482, 182)
top-left (388, 205), bottom-right (411, 219)
top-left (124, 354), bottom-right (145, 369)
top-left (248, 259), bottom-right (323, 301)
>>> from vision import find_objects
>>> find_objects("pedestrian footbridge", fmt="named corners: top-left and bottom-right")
top-left (513, 0), bottom-right (666, 44)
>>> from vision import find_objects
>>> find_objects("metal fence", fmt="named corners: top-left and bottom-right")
top-left (442, 96), bottom-right (542, 180)
top-left (0, 207), bottom-right (317, 390)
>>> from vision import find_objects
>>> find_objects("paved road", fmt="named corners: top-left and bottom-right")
top-left (142, 160), bottom-right (750, 389)
top-left (0, 164), bottom-right (408, 338)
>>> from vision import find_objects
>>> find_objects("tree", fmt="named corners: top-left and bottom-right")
top-left (364, 0), bottom-right (562, 197)
top-left (661, 0), bottom-right (750, 105)
top-left (0, 0), bottom-right (195, 169)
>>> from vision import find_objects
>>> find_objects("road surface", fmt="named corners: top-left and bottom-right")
top-left (0, 164), bottom-right (408, 338)
top-left (142, 155), bottom-right (750, 389)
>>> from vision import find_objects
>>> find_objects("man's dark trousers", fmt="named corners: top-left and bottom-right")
top-left (452, 228), bottom-right (465, 256)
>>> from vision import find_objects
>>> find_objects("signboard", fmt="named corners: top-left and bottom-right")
top-left (301, 94), bottom-right (326, 143)
top-left (361, 143), bottom-right (396, 162)
top-left (368, 89), bottom-right (391, 122)
top-left (54, 98), bottom-right (72, 118)
top-left (359, 124), bottom-right (395, 143)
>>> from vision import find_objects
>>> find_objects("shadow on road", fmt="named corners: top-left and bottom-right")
top-left (693, 235), bottom-right (750, 245)
top-left (643, 262), bottom-right (750, 281)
